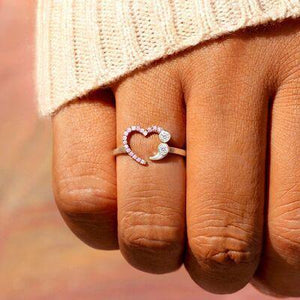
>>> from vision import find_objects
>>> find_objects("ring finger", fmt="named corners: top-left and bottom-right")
top-left (113, 62), bottom-right (186, 273)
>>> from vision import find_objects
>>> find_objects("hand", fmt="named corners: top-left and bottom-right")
top-left (51, 20), bottom-right (300, 296)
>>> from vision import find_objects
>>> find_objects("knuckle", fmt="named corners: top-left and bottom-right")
top-left (186, 219), bottom-right (260, 294)
top-left (54, 174), bottom-right (116, 217)
top-left (189, 222), bottom-right (260, 267)
top-left (118, 190), bottom-right (184, 273)
top-left (120, 182), bottom-right (184, 222)
top-left (122, 232), bottom-right (174, 251)
top-left (54, 175), bottom-right (118, 249)
top-left (120, 207), bottom-right (183, 252)
top-left (188, 194), bottom-right (261, 268)
top-left (189, 237), bottom-right (256, 267)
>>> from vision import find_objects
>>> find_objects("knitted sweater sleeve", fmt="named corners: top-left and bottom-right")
top-left (36, 0), bottom-right (300, 115)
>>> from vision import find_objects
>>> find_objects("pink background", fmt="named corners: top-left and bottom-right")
top-left (0, 1), bottom-right (294, 299)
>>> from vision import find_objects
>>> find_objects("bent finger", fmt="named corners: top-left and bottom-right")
top-left (183, 40), bottom-right (269, 293)
top-left (114, 62), bottom-right (186, 273)
top-left (52, 89), bottom-right (118, 249)
top-left (253, 68), bottom-right (300, 297)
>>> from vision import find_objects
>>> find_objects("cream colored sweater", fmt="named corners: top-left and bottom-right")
top-left (37, 0), bottom-right (300, 115)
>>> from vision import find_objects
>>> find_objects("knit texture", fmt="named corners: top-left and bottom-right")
top-left (37, 0), bottom-right (300, 115)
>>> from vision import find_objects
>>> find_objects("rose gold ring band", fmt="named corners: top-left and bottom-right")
top-left (113, 146), bottom-right (186, 157)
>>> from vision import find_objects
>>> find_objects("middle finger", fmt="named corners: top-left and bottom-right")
top-left (183, 41), bottom-right (270, 293)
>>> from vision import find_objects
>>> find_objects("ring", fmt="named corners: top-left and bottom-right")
top-left (113, 125), bottom-right (186, 165)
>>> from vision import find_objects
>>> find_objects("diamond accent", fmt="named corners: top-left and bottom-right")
top-left (159, 130), bottom-right (171, 143)
top-left (158, 143), bottom-right (169, 156)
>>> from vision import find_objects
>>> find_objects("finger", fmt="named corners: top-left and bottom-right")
top-left (183, 43), bottom-right (269, 293)
top-left (113, 62), bottom-right (186, 273)
top-left (253, 72), bottom-right (300, 296)
top-left (52, 89), bottom-right (118, 249)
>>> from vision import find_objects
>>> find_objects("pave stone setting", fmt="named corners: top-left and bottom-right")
top-left (122, 125), bottom-right (170, 165)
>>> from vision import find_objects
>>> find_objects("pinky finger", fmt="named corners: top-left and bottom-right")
top-left (253, 73), bottom-right (300, 296)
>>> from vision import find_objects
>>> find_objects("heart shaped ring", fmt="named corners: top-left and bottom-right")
top-left (113, 125), bottom-right (186, 165)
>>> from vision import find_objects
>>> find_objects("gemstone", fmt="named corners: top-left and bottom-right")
top-left (158, 143), bottom-right (169, 155)
top-left (159, 130), bottom-right (171, 143)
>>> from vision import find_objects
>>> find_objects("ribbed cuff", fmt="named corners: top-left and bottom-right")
top-left (37, 0), bottom-right (300, 115)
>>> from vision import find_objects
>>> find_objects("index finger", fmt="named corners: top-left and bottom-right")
top-left (52, 89), bottom-right (118, 249)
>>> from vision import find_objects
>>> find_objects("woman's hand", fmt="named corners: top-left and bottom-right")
top-left (51, 20), bottom-right (300, 296)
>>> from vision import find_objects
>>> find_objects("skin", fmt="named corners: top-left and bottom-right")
top-left (52, 20), bottom-right (300, 296)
